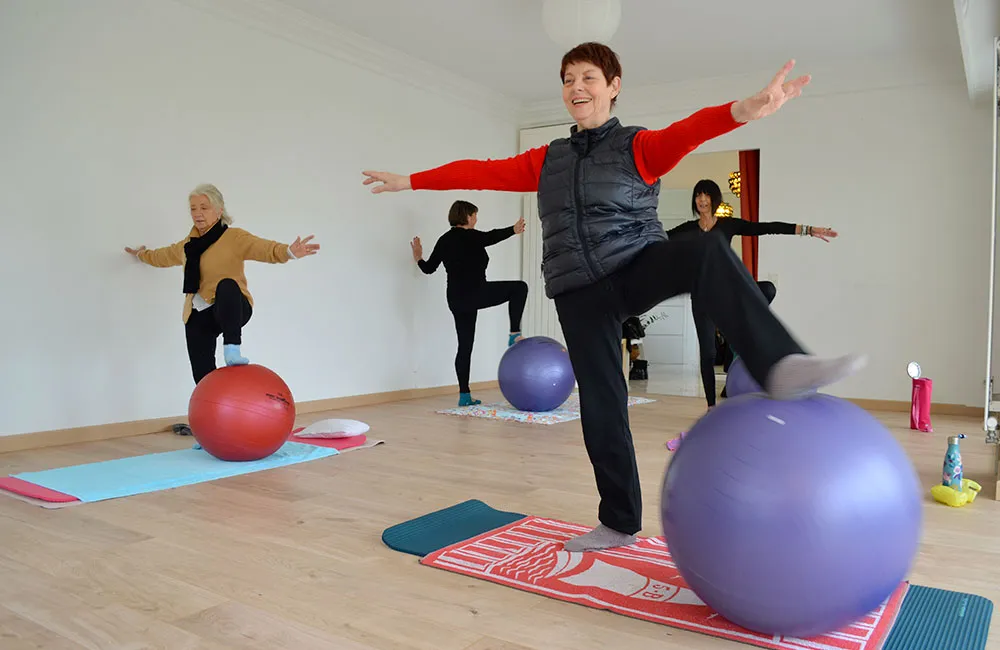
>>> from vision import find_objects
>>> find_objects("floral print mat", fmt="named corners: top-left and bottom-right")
top-left (437, 393), bottom-right (656, 425)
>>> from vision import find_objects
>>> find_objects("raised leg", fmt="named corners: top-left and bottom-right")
top-left (470, 280), bottom-right (529, 345)
top-left (213, 278), bottom-right (253, 366)
top-left (622, 232), bottom-right (864, 398)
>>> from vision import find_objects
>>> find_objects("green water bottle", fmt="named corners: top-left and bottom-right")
top-left (942, 434), bottom-right (965, 489)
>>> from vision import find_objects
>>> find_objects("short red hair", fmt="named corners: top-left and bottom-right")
top-left (560, 42), bottom-right (623, 106)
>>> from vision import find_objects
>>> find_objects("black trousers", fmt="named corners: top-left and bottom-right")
top-left (185, 278), bottom-right (252, 384)
top-left (694, 279), bottom-right (777, 406)
top-left (552, 233), bottom-right (805, 535)
top-left (449, 280), bottom-right (528, 394)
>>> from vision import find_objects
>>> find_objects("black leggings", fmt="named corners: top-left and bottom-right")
top-left (553, 233), bottom-right (803, 535)
top-left (185, 278), bottom-right (252, 384)
top-left (449, 280), bottom-right (528, 393)
top-left (693, 279), bottom-right (776, 406)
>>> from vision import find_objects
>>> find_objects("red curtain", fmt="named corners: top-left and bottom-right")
top-left (739, 149), bottom-right (760, 279)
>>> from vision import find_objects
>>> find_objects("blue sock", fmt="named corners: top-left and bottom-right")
top-left (508, 332), bottom-right (522, 347)
top-left (459, 392), bottom-right (481, 407)
top-left (224, 344), bottom-right (249, 366)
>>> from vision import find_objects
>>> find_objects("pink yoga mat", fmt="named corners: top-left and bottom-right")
top-left (288, 432), bottom-right (369, 450)
top-left (0, 477), bottom-right (79, 503)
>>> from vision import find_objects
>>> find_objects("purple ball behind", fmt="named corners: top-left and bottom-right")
top-left (724, 356), bottom-right (763, 397)
top-left (660, 393), bottom-right (922, 638)
top-left (726, 355), bottom-right (816, 399)
top-left (498, 336), bottom-right (575, 412)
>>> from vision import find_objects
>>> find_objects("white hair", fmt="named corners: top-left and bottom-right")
top-left (188, 183), bottom-right (233, 225)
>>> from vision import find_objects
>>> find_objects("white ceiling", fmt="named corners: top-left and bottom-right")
top-left (953, 0), bottom-right (1000, 103)
top-left (270, 0), bottom-right (968, 105)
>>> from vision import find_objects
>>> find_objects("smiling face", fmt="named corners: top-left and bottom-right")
top-left (695, 193), bottom-right (713, 217)
top-left (562, 60), bottom-right (620, 130)
top-left (189, 193), bottom-right (221, 233)
top-left (691, 180), bottom-right (723, 219)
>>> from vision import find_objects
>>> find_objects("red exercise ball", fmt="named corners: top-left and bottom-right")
top-left (187, 364), bottom-right (296, 462)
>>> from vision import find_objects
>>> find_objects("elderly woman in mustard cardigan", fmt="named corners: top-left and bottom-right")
top-left (126, 184), bottom-right (319, 384)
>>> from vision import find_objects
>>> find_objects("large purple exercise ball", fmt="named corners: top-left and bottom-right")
top-left (498, 336), bottom-right (575, 411)
top-left (660, 393), bottom-right (922, 638)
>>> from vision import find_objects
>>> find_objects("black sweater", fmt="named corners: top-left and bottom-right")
top-left (418, 226), bottom-right (516, 291)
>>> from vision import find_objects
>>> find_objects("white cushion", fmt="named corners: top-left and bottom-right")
top-left (295, 418), bottom-right (370, 439)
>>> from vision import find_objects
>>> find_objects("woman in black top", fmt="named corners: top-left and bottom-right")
top-left (413, 200), bottom-right (528, 406)
top-left (667, 179), bottom-right (837, 407)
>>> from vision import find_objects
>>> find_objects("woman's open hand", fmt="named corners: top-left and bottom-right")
top-left (290, 235), bottom-right (320, 258)
top-left (732, 60), bottom-right (811, 123)
top-left (124, 245), bottom-right (146, 257)
top-left (363, 170), bottom-right (411, 194)
top-left (810, 226), bottom-right (837, 242)
top-left (411, 236), bottom-right (423, 261)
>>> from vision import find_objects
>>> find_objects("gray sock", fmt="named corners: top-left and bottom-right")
top-left (563, 524), bottom-right (637, 552)
top-left (766, 353), bottom-right (867, 400)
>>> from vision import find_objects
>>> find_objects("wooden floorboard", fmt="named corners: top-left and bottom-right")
top-left (1, 387), bottom-right (999, 649)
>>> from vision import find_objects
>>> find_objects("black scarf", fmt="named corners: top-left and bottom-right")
top-left (183, 219), bottom-right (228, 294)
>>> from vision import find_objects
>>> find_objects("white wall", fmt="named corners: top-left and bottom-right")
top-left (0, 0), bottom-right (522, 436)
top-left (608, 77), bottom-right (992, 406)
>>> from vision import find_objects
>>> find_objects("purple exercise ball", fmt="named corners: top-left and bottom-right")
top-left (724, 356), bottom-right (762, 397)
top-left (498, 336), bottom-right (575, 412)
top-left (660, 392), bottom-right (922, 638)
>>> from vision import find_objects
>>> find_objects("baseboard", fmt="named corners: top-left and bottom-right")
top-left (0, 380), bottom-right (498, 455)
top-left (0, 384), bottom-right (980, 455)
top-left (848, 398), bottom-right (979, 418)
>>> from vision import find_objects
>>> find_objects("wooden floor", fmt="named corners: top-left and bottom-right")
top-left (1, 387), bottom-right (999, 649)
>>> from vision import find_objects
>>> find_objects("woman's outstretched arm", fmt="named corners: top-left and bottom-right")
top-left (127, 240), bottom-right (186, 267)
top-left (632, 60), bottom-right (810, 184)
top-left (415, 235), bottom-right (443, 274)
top-left (730, 219), bottom-right (838, 241)
top-left (631, 103), bottom-right (745, 184)
top-left (476, 216), bottom-right (525, 246)
top-left (363, 146), bottom-right (549, 194)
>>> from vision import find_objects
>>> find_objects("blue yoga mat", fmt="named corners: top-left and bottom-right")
top-left (383, 500), bottom-right (993, 649)
top-left (381, 499), bottom-right (525, 557)
top-left (12, 441), bottom-right (338, 503)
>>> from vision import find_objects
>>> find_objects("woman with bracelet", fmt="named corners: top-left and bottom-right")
top-left (667, 179), bottom-right (837, 408)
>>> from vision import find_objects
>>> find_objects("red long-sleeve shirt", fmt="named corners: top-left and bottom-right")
top-left (410, 102), bottom-right (744, 192)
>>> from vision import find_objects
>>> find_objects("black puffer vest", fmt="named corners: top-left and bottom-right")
top-left (537, 117), bottom-right (665, 298)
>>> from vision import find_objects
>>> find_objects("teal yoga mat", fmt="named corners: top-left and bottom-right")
top-left (383, 500), bottom-right (993, 650)
top-left (882, 584), bottom-right (992, 650)
top-left (381, 499), bottom-right (525, 557)
top-left (11, 441), bottom-right (339, 503)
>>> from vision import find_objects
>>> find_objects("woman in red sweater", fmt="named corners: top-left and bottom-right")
top-left (362, 43), bottom-right (866, 553)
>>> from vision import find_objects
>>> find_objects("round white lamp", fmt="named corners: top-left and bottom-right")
top-left (542, 0), bottom-right (622, 50)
